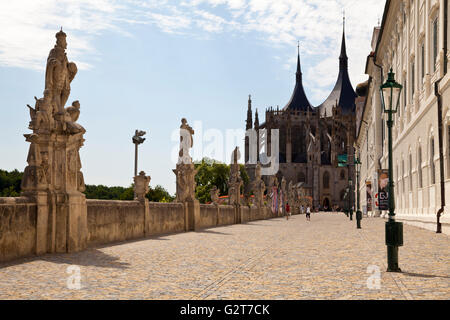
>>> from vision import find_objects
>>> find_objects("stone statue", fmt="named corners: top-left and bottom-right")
top-left (228, 147), bottom-right (242, 206)
top-left (134, 171), bottom-right (151, 202)
top-left (45, 28), bottom-right (78, 115)
top-left (210, 186), bottom-right (220, 205)
top-left (21, 29), bottom-right (88, 254)
top-left (64, 100), bottom-right (85, 134)
top-left (252, 163), bottom-right (265, 208)
top-left (178, 118), bottom-right (194, 165)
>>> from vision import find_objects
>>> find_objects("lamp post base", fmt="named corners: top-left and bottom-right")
top-left (387, 245), bottom-right (402, 273)
top-left (356, 210), bottom-right (362, 229)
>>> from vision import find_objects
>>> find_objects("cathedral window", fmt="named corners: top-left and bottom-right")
top-left (340, 170), bottom-right (346, 181)
top-left (323, 172), bottom-right (330, 189)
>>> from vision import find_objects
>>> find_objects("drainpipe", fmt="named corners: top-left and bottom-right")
top-left (434, 79), bottom-right (445, 234)
top-left (434, 0), bottom-right (448, 234)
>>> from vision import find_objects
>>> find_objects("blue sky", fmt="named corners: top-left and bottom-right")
top-left (0, 0), bottom-right (385, 194)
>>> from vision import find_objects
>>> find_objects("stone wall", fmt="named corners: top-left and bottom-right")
top-left (0, 197), bottom-right (282, 262)
top-left (147, 202), bottom-right (185, 236)
top-left (87, 200), bottom-right (145, 246)
top-left (0, 197), bottom-right (37, 262)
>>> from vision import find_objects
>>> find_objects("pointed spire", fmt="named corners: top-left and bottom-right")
top-left (246, 95), bottom-right (253, 130)
top-left (283, 43), bottom-right (312, 112)
top-left (340, 13), bottom-right (348, 70)
top-left (254, 109), bottom-right (259, 129)
top-left (296, 41), bottom-right (302, 82)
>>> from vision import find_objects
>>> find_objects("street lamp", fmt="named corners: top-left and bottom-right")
top-left (380, 68), bottom-right (403, 273)
top-left (132, 130), bottom-right (147, 177)
top-left (348, 178), bottom-right (353, 221)
top-left (355, 157), bottom-right (362, 229)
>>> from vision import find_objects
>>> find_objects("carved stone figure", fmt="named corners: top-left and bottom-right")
top-left (64, 101), bottom-right (85, 134)
top-left (252, 163), bottom-right (266, 208)
top-left (210, 186), bottom-right (220, 205)
top-left (45, 28), bottom-right (78, 115)
top-left (134, 171), bottom-right (151, 201)
top-left (21, 30), bottom-right (88, 255)
top-left (228, 147), bottom-right (242, 206)
top-left (178, 118), bottom-right (194, 165)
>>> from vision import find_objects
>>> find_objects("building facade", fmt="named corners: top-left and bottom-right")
top-left (356, 0), bottom-right (450, 233)
top-left (245, 26), bottom-right (360, 211)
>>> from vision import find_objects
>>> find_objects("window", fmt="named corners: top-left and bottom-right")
top-left (430, 138), bottom-right (436, 185)
top-left (298, 172), bottom-right (306, 183)
top-left (411, 62), bottom-right (415, 99)
top-left (433, 18), bottom-right (438, 72)
top-left (403, 79), bottom-right (407, 110)
top-left (340, 170), bottom-right (346, 181)
top-left (418, 146), bottom-right (423, 188)
top-left (448, 125), bottom-right (450, 179)
top-left (409, 153), bottom-right (413, 191)
top-left (421, 44), bottom-right (425, 81)
top-left (323, 172), bottom-right (330, 189)
top-left (402, 160), bottom-right (405, 191)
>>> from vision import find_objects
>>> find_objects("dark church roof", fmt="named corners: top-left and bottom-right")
top-left (317, 24), bottom-right (357, 117)
top-left (283, 47), bottom-right (313, 112)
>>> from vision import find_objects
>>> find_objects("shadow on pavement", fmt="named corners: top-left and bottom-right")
top-left (402, 272), bottom-right (450, 279)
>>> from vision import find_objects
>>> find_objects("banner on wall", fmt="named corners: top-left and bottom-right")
top-left (376, 169), bottom-right (389, 211)
top-left (366, 181), bottom-right (373, 212)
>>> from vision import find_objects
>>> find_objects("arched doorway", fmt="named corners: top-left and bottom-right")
top-left (323, 198), bottom-right (330, 211)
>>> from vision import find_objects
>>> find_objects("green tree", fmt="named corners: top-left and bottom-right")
top-left (146, 185), bottom-right (175, 203)
top-left (0, 169), bottom-right (23, 197)
top-left (193, 158), bottom-right (249, 204)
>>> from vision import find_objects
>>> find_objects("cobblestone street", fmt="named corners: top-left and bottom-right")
top-left (0, 213), bottom-right (449, 300)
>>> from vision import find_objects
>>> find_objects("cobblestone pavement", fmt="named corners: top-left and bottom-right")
top-left (0, 213), bottom-right (449, 300)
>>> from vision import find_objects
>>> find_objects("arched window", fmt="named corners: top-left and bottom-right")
top-left (409, 153), bottom-right (413, 191)
top-left (323, 172), bottom-right (330, 189)
top-left (402, 160), bottom-right (405, 191)
top-left (430, 137), bottom-right (436, 185)
top-left (298, 172), bottom-right (306, 183)
top-left (418, 146), bottom-right (423, 188)
top-left (340, 170), bottom-right (346, 181)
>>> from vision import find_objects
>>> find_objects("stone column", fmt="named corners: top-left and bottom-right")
top-left (134, 171), bottom-right (151, 236)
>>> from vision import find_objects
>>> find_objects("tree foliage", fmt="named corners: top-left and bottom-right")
top-left (0, 169), bottom-right (174, 202)
top-left (0, 169), bottom-right (23, 197)
top-left (194, 158), bottom-right (249, 204)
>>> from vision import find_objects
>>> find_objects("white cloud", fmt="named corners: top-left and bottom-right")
top-left (0, 0), bottom-right (384, 102)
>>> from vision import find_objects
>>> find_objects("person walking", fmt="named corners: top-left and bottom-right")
top-left (285, 202), bottom-right (291, 220)
top-left (306, 206), bottom-right (311, 221)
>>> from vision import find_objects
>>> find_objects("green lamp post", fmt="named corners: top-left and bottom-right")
top-left (380, 68), bottom-right (403, 273)
top-left (355, 157), bottom-right (362, 229)
top-left (348, 178), bottom-right (353, 221)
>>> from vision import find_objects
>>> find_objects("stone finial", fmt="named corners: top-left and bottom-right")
top-left (210, 186), bottom-right (220, 205)
top-left (134, 171), bottom-right (151, 201)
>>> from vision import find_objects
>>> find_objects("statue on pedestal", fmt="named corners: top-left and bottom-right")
top-left (228, 147), bottom-right (242, 206)
top-left (174, 118), bottom-right (197, 203)
top-left (252, 163), bottom-right (265, 208)
top-left (134, 171), bottom-right (151, 202)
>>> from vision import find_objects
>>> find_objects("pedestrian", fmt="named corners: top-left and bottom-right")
top-left (306, 206), bottom-right (311, 221)
top-left (286, 202), bottom-right (291, 220)
top-left (300, 205), bottom-right (304, 215)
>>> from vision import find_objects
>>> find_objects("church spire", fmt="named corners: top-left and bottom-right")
top-left (254, 109), bottom-right (259, 129)
top-left (283, 43), bottom-right (312, 112)
top-left (339, 14), bottom-right (348, 70)
top-left (296, 41), bottom-right (302, 82)
top-left (246, 95), bottom-right (253, 130)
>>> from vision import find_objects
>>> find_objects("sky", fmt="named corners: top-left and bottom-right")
top-left (0, 0), bottom-right (385, 195)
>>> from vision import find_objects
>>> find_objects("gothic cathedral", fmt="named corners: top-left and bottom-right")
top-left (245, 25), bottom-right (360, 211)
